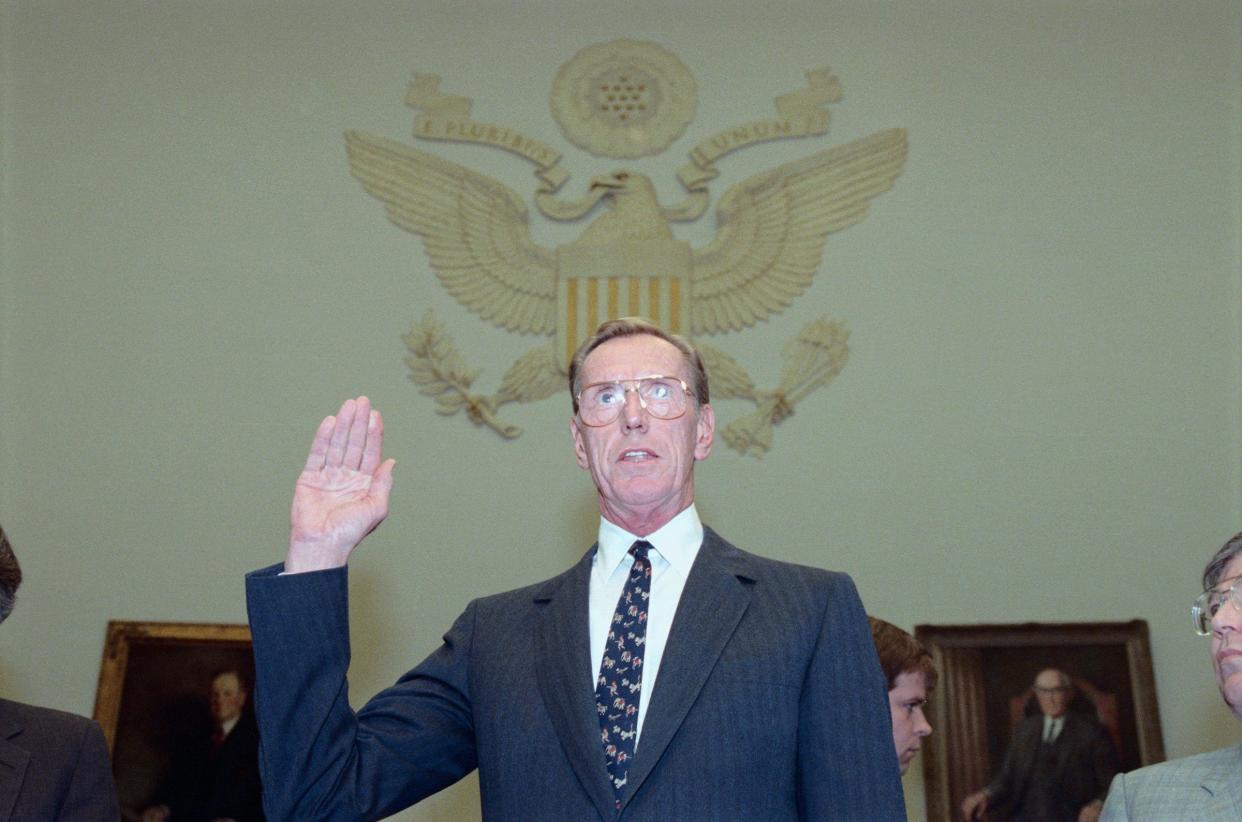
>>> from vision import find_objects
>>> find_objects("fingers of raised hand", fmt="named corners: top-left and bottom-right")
top-left (359, 409), bottom-right (385, 475)
top-left (342, 399), bottom-right (373, 470)
top-left (324, 397), bottom-right (362, 467)
top-left (309, 397), bottom-right (374, 468)
top-left (301, 397), bottom-right (387, 479)
top-left (303, 415), bottom-right (336, 472)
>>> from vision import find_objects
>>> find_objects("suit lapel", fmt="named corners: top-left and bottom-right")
top-left (533, 547), bottom-right (617, 821)
top-left (0, 712), bottom-right (28, 822)
top-left (1050, 714), bottom-right (1081, 774)
top-left (620, 528), bottom-right (754, 806)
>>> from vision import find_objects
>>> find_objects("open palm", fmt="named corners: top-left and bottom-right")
top-left (286, 396), bottom-right (395, 573)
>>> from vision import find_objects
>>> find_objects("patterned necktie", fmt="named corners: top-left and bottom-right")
top-left (595, 540), bottom-right (652, 807)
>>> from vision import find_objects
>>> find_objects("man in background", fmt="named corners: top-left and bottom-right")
top-left (1101, 531), bottom-right (1242, 820)
top-left (141, 669), bottom-right (263, 822)
top-left (962, 668), bottom-right (1118, 822)
top-left (0, 524), bottom-right (120, 820)
top-left (868, 616), bottom-right (935, 775)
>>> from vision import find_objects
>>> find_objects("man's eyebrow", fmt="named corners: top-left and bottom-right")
top-left (1210, 573), bottom-right (1242, 592)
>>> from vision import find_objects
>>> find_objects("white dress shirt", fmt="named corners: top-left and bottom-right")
top-left (220, 713), bottom-right (240, 738)
top-left (588, 504), bottom-right (703, 750)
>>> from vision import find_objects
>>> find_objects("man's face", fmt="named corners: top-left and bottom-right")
top-left (1210, 554), bottom-right (1242, 720)
top-left (210, 672), bottom-right (247, 724)
top-left (1033, 669), bottom-right (1070, 718)
top-left (888, 670), bottom-right (931, 775)
top-left (570, 334), bottom-right (714, 534)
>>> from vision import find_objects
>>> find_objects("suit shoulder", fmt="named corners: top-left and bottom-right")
top-left (471, 558), bottom-right (584, 609)
top-left (1069, 710), bottom-right (1112, 735)
top-left (1121, 742), bottom-right (1242, 785)
top-left (0, 698), bottom-right (104, 761)
top-left (0, 697), bottom-right (97, 735)
top-left (703, 527), bottom-right (857, 588)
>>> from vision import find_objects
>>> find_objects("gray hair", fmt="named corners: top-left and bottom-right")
top-left (0, 526), bottom-right (22, 624)
top-left (1035, 668), bottom-right (1071, 689)
top-left (1203, 532), bottom-right (1242, 591)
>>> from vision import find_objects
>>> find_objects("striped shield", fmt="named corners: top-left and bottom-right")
top-left (555, 239), bottom-right (692, 370)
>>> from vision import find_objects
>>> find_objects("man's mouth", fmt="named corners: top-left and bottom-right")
top-left (1217, 650), bottom-right (1242, 676)
top-left (619, 449), bottom-right (657, 462)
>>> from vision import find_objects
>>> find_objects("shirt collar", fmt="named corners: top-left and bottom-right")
top-left (596, 504), bottom-right (703, 576)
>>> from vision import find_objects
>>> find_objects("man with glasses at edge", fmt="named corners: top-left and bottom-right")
top-left (1101, 531), bottom-right (1242, 820)
top-left (245, 317), bottom-right (904, 820)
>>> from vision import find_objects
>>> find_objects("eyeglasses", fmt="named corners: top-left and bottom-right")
top-left (1192, 574), bottom-right (1242, 636)
top-left (575, 376), bottom-right (694, 427)
top-left (1034, 686), bottom-right (1069, 695)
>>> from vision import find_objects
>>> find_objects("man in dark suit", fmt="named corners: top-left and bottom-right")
top-left (141, 669), bottom-right (264, 822)
top-left (246, 317), bottom-right (904, 820)
top-left (0, 525), bottom-right (120, 821)
top-left (962, 668), bottom-right (1118, 822)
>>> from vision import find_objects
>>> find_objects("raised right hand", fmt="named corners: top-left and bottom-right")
top-left (285, 396), bottom-right (396, 573)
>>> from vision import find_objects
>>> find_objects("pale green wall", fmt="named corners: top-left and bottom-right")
top-left (1, 2), bottom-right (1240, 820)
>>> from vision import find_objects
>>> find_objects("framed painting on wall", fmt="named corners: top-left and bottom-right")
top-left (93, 620), bottom-right (262, 821)
top-left (914, 620), bottom-right (1164, 822)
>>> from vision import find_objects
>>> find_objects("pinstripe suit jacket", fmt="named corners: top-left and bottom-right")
top-left (245, 527), bottom-right (904, 821)
top-left (1101, 742), bottom-right (1242, 821)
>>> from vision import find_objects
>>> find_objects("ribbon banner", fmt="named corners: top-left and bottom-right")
top-left (406, 74), bottom-right (606, 220)
top-left (667, 68), bottom-right (842, 221)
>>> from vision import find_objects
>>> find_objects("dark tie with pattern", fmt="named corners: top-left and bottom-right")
top-left (596, 540), bottom-right (652, 807)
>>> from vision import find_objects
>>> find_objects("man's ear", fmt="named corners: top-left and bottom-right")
top-left (694, 404), bottom-right (715, 461)
top-left (570, 418), bottom-right (590, 469)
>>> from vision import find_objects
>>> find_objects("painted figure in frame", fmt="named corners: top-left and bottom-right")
top-left (141, 668), bottom-right (263, 821)
top-left (962, 667), bottom-right (1118, 822)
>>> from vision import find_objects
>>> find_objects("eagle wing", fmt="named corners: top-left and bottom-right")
top-left (345, 130), bottom-right (557, 335)
top-left (691, 128), bottom-right (907, 334)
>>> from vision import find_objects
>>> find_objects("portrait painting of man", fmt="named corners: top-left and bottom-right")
top-left (94, 621), bottom-right (264, 821)
top-left (915, 622), bottom-right (1164, 822)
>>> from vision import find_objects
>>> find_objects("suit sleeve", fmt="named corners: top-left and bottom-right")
top-left (1100, 772), bottom-right (1130, 821)
top-left (1089, 721), bottom-right (1120, 802)
top-left (795, 572), bottom-right (905, 820)
top-left (57, 719), bottom-right (120, 822)
top-left (984, 719), bottom-right (1030, 804)
top-left (246, 563), bottom-right (478, 821)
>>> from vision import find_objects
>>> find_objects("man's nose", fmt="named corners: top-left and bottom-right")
top-left (621, 388), bottom-right (648, 430)
top-left (1214, 593), bottom-right (1242, 631)
top-left (915, 709), bottom-right (932, 737)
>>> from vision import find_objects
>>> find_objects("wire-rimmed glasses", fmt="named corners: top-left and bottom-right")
top-left (575, 376), bottom-right (694, 427)
top-left (1192, 574), bottom-right (1242, 636)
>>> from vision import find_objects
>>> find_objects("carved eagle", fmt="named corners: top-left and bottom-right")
top-left (345, 128), bottom-right (906, 336)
